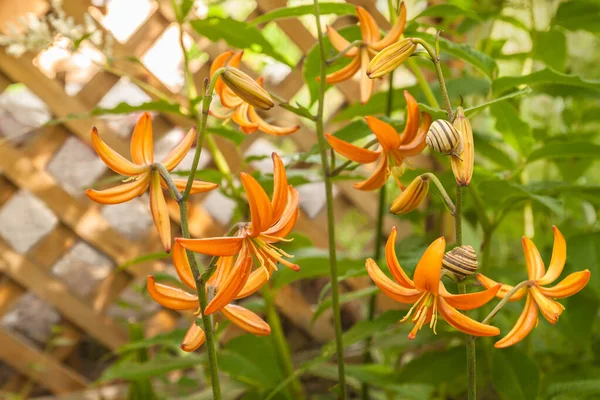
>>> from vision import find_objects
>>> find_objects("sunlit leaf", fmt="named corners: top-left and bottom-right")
top-left (493, 67), bottom-right (600, 95)
top-left (553, 0), bottom-right (600, 33)
top-left (251, 3), bottom-right (355, 25)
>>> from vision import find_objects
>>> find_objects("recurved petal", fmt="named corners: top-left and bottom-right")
top-left (205, 249), bottom-right (252, 315)
top-left (353, 152), bottom-right (390, 191)
top-left (146, 275), bottom-right (198, 310)
top-left (439, 282), bottom-right (501, 310)
top-left (413, 237), bottom-right (445, 295)
top-left (399, 91), bottom-right (420, 144)
top-left (523, 236), bottom-right (546, 281)
top-left (396, 112), bottom-right (431, 157)
top-left (248, 107), bottom-right (300, 136)
top-left (356, 6), bottom-right (381, 44)
top-left (180, 322), bottom-right (206, 352)
top-left (210, 50), bottom-right (234, 78)
top-left (220, 86), bottom-right (244, 109)
top-left (172, 241), bottom-right (196, 290)
top-left (537, 226), bottom-right (567, 285)
top-left (386, 227), bottom-right (415, 288)
top-left (91, 127), bottom-right (149, 176)
top-left (222, 304), bottom-right (271, 336)
top-left (86, 173), bottom-right (150, 204)
top-left (232, 103), bottom-right (259, 134)
top-left (530, 286), bottom-right (564, 324)
top-left (149, 171), bottom-right (172, 252)
top-left (494, 294), bottom-right (538, 348)
top-left (161, 126), bottom-right (196, 171)
top-left (365, 116), bottom-right (400, 150)
top-left (366, 258), bottom-right (422, 304)
top-left (271, 152), bottom-right (289, 223)
top-left (326, 25), bottom-right (358, 56)
top-left (236, 268), bottom-right (270, 299)
top-left (323, 54), bottom-right (361, 84)
top-left (241, 172), bottom-right (274, 236)
top-left (131, 112), bottom-right (154, 165)
top-left (438, 296), bottom-right (500, 337)
top-left (325, 133), bottom-right (381, 164)
top-left (537, 270), bottom-right (591, 299)
top-left (476, 273), bottom-right (527, 301)
top-left (207, 255), bottom-right (235, 289)
top-left (176, 236), bottom-right (244, 256)
top-left (263, 187), bottom-right (299, 239)
top-left (369, 2), bottom-right (406, 50)
top-left (360, 49), bottom-right (374, 105)
top-left (166, 179), bottom-right (218, 194)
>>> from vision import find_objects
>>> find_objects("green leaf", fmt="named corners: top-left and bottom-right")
top-left (566, 232), bottom-right (600, 299)
top-left (99, 354), bottom-right (205, 382)
top-left (189, 17), bottom-right (293, 66)
top-left (547, 380), bottom-right (600, 399)
top-left (493, 15), bottom-right (530, 33)
top-left (527, 142), bottom-right (600, 163)
top-left (174, 0), bottom-right (195, 22)
top-left (91, 100), bottom-right (182, 116)
top-left (117, 251), bottom-right (170, 271)
top-left (312, 286), bottom-right (378, 323)
top-left (117, 329), bottom-right (188, 353)
top-left (251, 3), bottom-right (355, 25)
top-left (331, 119), bottom-right (373, 143)
top-left (415, 4), bottom-right (481, 22)
top-left (490, 102), bottom-right (533, 156)
top-left (207, 125), bottom-right (246, 146)
top-left (557, 291), bottom-right (599, 344)
top-left (532, 29), bottom-right (567, 71)
top-left (411, 32), bottom-right (498, 78)
top-left (473, 133), bottom-right (516, 169)
top-left (492, 348), bottom-right (540, 400)
top-left (397, 347), bottom-right (466, 386)
top-left (465, 87), bottom-right (531, 115)
top-left (478, 179), bottom-right (563, 216)
top-left (492, 67), bottom-right (600, 95)
top-left (553, 0), bottom-right (600, 33)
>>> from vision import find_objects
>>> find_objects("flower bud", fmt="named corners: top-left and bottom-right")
top-left (221, 67), bottom-right (274, 110)
top-left (426, 119), bottom-right (463, 157)
top-left (442, 245), bottom-right (479, 278)
top-left (451, 107), bottom-right (474, 186)
top-left (367, 38), bottom-right (417, 79)
top-left (390, 174), bottom-right (429, 214)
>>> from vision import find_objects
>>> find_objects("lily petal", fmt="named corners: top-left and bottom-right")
top-left (495, 294), bottom-right (538, 348)
top-left (360, 49), bottom-right (374, 104)
top-left (537, 270), bottom-right (591, 299)
top-left (205, 249), bottom-right (252, 315)
top-left (232, 103), bottom-right (259, 134)
top-left (439, 282), bottom-right (501, 310)
top-left (86, 173), bottom-right (150, 204)
top-left (523, 236), bottom-right (546, 281)
top-left (172, 241), bottom-right (196, 290)
top-left (323, 54), bottom-right (361, 84)
top-left (130, 112), bottom-right (154, 165)
top-left (176, 236), bottom-right (244, 257)
top-left (180, 322), bottom-right (206, 352)
top-left (369, 2), bottom-right (406, 50)
top-left (241, 172), bottom-right (274, 237)
top-left (353, 152), bottom-right (390, 191)
top-left (161, 126), bottom-right (196, 171)
top-left (248, 106), bottom-right (300, 136)
top-left (146, 276), bottom-right (197, 310)
top-left (326, 25), bottom-right (359, 57)
top-left (91, 127), bottom-right (149, 176)
top-left (222, 304), bottom-right (271, 336)
top-left (207, 255), bottom-right (235, 289)
top-left (413, 237), bottom-right (445, 295)
top-left (398, 91), bottom-right (420, 145)
top-left (438, 296), bottom-right (500, 337)
top-left (263, 187), bottom-right (299, 239)
top-left (365, 258), bottom-right (422, 304)
top-left (530, 286), bottom-right (564, 324)
top-left (365, 116), bottom-right (400, 151)
top-left (236, 268), bottom-right (270, 299)
top-left (356, 6), bottom-right (381, 44)
top-left (385, 227), bottom-right (415, 288)
top-left (325, 133), bottom-right (381, 164)
top-left (537, 226), bottom-right (567, 285)
top-left (220, 86), bottom-right (244, 109)
top-left (149, 171), bottom-right (171, 252)
top-left (476, 273), bottom-right (527, 301)
top-left (395, 112), bottom-right (430, 157)
top-left (271, 153), bottom-right (289, 222)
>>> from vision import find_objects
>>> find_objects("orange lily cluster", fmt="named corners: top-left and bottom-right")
top-left (478, 226), bottom-right (590, 348)
top-left (326, 91), bottom-right (431, 191)
top-left (323, 4), bottom-right (407, 104)
top-left (366, 227), bottom-right (501, 339)
top-left (86, 113), bottom-right (218, 251)
top-left (210, 51), bottom-right (299, 136)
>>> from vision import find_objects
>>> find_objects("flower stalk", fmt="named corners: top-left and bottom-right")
top-left (479, 280), bottom-right (534, 326)
top-left (313, 0), bottom-right (347, 396)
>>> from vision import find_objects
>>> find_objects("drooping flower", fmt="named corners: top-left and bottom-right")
top-left (389, 174), bottom-right (429, 214)
top-left (366, 227), bottom-right (501, 339)
top-left (326, 91), bottom-right (431, 191)
top-left (86, 113), bottom-right (218, 251)
top-left (477, 226), bottom-right (591, 348)
top-left (210, 51), bottom-right (299, 136)
top-left (322, 3), bottom-right (408, 104)
top-left (147, 243), bottom-right (270, 352)
top-left (176, 153), bottom-right (300, 292)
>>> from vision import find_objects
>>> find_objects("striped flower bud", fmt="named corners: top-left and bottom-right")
top-left (442, 245), bottom-right (479, 278)
top-left (426, 119), bottom-right (463, 157)
top-left (450, 107), bottom-right (474, 186)
top-left (367, 38), bottom-right (417, 79)
top-left (221, 67), bottom-right (274, 110)
top-left (390, 174), bottom-right (429, 215)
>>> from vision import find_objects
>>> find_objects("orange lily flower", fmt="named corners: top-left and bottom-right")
top-left (325, 91), bottom-right (431, 191)
top-left (176, 153), bottom-right (300, 291)
top-left (477, 226), bottom-right (591, 348)
top-left (366, 227), bottom-right (501, 339)
top-left (210, 51), bottom-right (299, 136)
top-left (147, 243), bottom-right (270, 352)
top-left (86, 113), bottom-right (218, 251)
top-left (322, 4), bottom-right (407, 104)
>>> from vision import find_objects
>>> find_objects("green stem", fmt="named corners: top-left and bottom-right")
top-left (422, 173), bottom-right (456, 214)
top-left (331, 139), bottom-right (378, 176)
top-left (262, 285), bottom-right (305, 399)
top-left (459, 282), bottom-right (476, 400)
top-left (313, 1), bottom-right (347, 397)
top-left (326, 40), bottom-right (363, 65)
top-left (479, 280), bottom-right (533, 326)
top-left (153, 163), bottom-right (182, 202)
top-left (407, 59), bottom-right (440, 109)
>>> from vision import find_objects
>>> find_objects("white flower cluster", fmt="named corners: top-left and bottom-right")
top-left (0, 0), bottom-right (103, 57)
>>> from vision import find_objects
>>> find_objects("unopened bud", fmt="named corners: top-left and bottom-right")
top-left (442, 245), bottom-right (479, 278)
top-left (390, 174), bottom-right (429, 214)
top-left (426, 119), bottom-right (463, 157)
top-left (367, 38), bottom-right (417, 79)
top-left (451, 107), bottom-right (474, 186)
top-left (221, 67), bottom-right (274, 110)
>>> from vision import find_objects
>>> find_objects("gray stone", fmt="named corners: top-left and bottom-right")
top-left (1, 293), bottom-right (61, 345)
